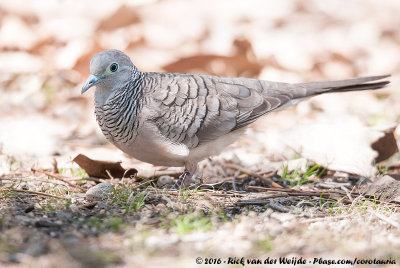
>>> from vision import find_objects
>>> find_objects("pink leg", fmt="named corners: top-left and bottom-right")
top-left (174, 163), bottom-right (199, 188)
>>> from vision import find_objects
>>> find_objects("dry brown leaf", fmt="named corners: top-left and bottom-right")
top-left (371, 127), bottom-right (399, 163)
top-left (163, 54), bottom-right (262, 78)
top-left (162, 38), bottom-right (262, 77)
top-left (73, 154), bottom-right (137, 179)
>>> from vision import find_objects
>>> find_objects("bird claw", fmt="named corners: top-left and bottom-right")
top-left (172, 171), bottom-right (189, 189)
top-left (171, 170), bottom-right (201, 189)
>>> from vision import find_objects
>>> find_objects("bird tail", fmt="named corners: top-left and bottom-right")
top-left (297, 75), bottom-right (390, 96)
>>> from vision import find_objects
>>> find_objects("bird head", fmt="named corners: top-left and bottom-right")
top-left (81, 49), bottom-right (135, 94)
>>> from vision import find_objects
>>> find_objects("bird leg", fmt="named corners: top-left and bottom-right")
top-left (173, 164), bottom-right (200, 188)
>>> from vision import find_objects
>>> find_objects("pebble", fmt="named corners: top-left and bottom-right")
top-left (85, 182), bottom-right (114, 201)
top-left (156, 203), bottom-right (166, 209)
top-left (157, 175), bottom-right (175, 187)
top-left (24, 205), bottom-right (34, 213)
top-left (98, 209), bottom-right (106, 216)
top-left (34, 219), bottom-right (60, 228)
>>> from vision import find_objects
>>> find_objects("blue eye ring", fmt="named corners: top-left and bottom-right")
top-left (110, 63), bottom-right (119, 72)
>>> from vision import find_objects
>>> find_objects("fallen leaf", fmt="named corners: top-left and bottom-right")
top-left (73, 154), bottom-right (137, 179)
top-left (163, 54), bottom-right (262, 78)
top-left (371, 126), bottom-right (399, 163)
top-left (162, 38), bottom-right (262, 78)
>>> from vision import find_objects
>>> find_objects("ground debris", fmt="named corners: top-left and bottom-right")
top-left (73, 154), bottom-right (137, 179)
top-left (364, 175), bottom-right (400, 203)
top-left (85, 182), bottom-right (114, 201)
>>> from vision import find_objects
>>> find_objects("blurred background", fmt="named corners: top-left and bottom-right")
top-left (0, 0), bottom-right (399, 175)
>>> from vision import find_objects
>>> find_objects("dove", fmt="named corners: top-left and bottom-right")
top-left (82, 49), bottom-right (390, 187)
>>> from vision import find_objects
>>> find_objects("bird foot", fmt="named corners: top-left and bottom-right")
top-left (172, 170), bottom-right (201, 189)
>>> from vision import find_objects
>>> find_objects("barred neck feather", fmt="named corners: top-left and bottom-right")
top-left (95, 69), bottom-right (144, 143)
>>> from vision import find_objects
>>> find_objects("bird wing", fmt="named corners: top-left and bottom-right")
top-left (145, 73), bottom-right (298, 148)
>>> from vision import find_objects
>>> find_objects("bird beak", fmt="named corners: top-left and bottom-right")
top-left (81, 74), bottom-right (100, 94)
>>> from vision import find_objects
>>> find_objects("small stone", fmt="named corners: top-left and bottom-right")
top-left (156, 203), bottom-right (166, 209)
top-left (144, 218), bottom-right (161, 225)
top-left (34, 220), bottom-right (60, 228)
top-left (96, 202), bottom-right (107, 209)
top-left (24, 205), bottom-right (34, 213)
top-left (85, 182), bottom-right (114, 201)
top-left (98, 209), bottom-right (106, 216)
top-left (157, 175), bottom-right (175, 187)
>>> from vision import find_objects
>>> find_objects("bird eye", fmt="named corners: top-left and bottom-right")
top-left (110, 63), bottom-right (119, 72)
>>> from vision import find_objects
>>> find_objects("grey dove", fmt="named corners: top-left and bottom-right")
top-left (82, 49), bottom-right (390, 187)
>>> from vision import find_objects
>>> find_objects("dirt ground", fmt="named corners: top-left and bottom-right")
top-left (1, 0), bottom-right (400, 267)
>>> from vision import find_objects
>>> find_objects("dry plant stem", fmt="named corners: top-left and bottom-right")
top-left (163, 190), bottom-right (227, 197)
top-left (300, 214), bottom-right (353, 224)
top-left (341, 186), bottom-right (354, 202)
top-left (1, 188), bottom-right (70, 200)
top-left (32, 168), bottom-right (87, 192)
top-left (237, 196), bottom-right (289, 205)
top-left (268, 201), bottom-right (292, 212)
top-left (247, 185), bottom-right (360, 197)
top-left (68, 177), bottom-right (103, 183)
top-left (246, 185), bottom-right (353, 204)
top-left (224, 163), bottom-right (283, 188)
top-left (246, 186), bottom-right (294, 192)
top-left (3, 177), bottom-right (84, 190)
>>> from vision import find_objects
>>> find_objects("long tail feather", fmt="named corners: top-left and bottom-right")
top-left (298, 75), bottom-right (390, 95)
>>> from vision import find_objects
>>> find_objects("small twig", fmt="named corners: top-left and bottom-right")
top-left (300, 214), bottom-right (353, 224)
top-left (105, 169), bottom-right (115, 180)
top-left (236, 195), bottom-right (291, 205)
top-left (388, 163), bottom-right (400, 170)
top-left (245, 185), bottom-right (353, 204)
top-left (129, 178), bottom-right (158, 190)
top-left (231, 170), bottom-right (240, 192)
top-left (52, 158), bottom-right (59, 174)
top-left (4, 177), bottom-right (82, 189)
top-left (247, 185), bottom-right (360, 197)
top-left (232, 176), bottom-right (237, 192)
top-left (68, 177), bottom-right (103, 183)
top-left (163, 190), bottom-right (227, 197)
top-left (0, 188), bottom-right (70, 200)
top-left (246, 186), bottom-right (295, 192)
top-left (268, 201), bottom-right (292, 213)
top-left (341, 186), bottom-right (354, 202)
top-left (237, 199), bottom-right (276, 206)
top-left (31, 168), bottom-right (87, 192)
top-left (225, 163), bottom-right (283, 188)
